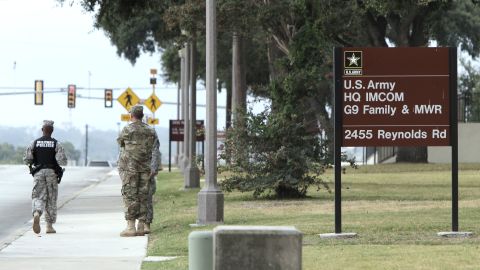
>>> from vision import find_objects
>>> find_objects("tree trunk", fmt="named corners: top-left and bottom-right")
top-left (225, 82), bottom-right (232, 129)
top-left (266, 36), bottom-right (284, 83)
top-left (364, 10), bottom-right (429, 164)
top-left (393, 15), bottom-right (428, 163)
top-left (232, 32), bottom-right (247, 125)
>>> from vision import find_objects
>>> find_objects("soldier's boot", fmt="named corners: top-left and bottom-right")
top-left (136, 221), bottom-right (145, 236)
top-left (144, 223), bottom-right (151, 234)
top-left (33, 211), bottom-right (41, 234)
top-left (46, 222), bottom-right (56, 234)
top-left (120, 220), bottom-right (137, 237)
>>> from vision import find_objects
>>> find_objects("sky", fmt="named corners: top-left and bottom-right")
top-left (0, 0), bottom-right (229, 132)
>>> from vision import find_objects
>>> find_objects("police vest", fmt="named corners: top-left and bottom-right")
top-left (33, 136), bottom-right (57, 166)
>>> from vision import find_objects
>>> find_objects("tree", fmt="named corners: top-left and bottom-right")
top-left (459, 58), bottom-right (480, 122)
top-left (219, 0), bottom-right (334, 197)
top-left (62, 141), bottom-right (81, 164)
top-left (76, 0), bottom-right (180, 64)
top-left (66, 0), bottom-right (480, 197)
top-left (0, 143), bottom-right (25, 164)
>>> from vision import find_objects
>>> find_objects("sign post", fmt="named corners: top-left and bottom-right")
top-left (320, 47), bottom-right (468, 239)
top-left (449, 49), bottom-right (459, 233)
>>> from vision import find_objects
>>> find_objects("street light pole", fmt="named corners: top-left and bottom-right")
top-left (185, 38), bottom-right (200, 187)
top-left (183, 44), bottom-right (192, 183)
top-left (178, 48), bottom-right (185, 170)
top-left (176, 70), bottom-right (181, 165)
top-left (182, 45), bottom-right (191, 176)
top-left (197, 0), bottom-right (224, 224)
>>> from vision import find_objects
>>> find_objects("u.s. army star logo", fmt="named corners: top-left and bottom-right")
top-left (344, 51), bottom-right (362, 68)
top-left (344, 51), bottom-right (363, 75)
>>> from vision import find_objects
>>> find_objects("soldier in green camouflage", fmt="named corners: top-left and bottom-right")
top-left (145, 138), bottom-right (161, 234)
top-left (23, 120), bottom-right (67, 234)
top-left (117, 105), bottom-right (160, 237)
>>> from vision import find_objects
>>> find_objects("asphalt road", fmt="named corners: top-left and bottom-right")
top-left (0, 165), bottom-right (113, 248)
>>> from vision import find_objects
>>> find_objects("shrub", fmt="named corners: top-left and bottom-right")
top-left (219, 107), bottom-right (329, 198)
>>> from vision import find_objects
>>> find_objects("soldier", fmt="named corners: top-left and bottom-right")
top-left (145, 139), bottom-right (161, 234)
top-left (23, 120), bottom-right (67, 234)
top-left (117, 105), bottom-right (159, 237)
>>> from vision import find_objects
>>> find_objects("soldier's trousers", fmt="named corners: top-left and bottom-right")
top-left (145, 176), bottom-right (157, 224)
top-left (120, 171), bottom-right (150, 221)
top-left (32, 169), bottom-right (58, 223)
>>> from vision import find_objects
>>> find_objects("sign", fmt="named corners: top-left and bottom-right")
top-left (330, 47), bottom-right (459, 235)
top-left (150, 69), bottom-right (157, 75)
top-left (168, 119), bottom-right (206, 172)
top-left (147, 118), bottom-right (159, 125)
top-left (217, 131), bottom-right (226, 139)
top-left (145, 93), bottom-right (162, 113)
top-left (169, 120), bottom-right (205, 141)
top-left (121, 114), bottom-right (131, 122)
top-left (117, 87), bottom-right (139, 111)
top-left (337, 48), bottom-right (454, 147)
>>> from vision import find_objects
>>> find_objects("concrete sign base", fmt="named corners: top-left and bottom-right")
top-left (437, 231), bottom-right (473, 238)
top-left (319, 232), bottom-right (358, 239)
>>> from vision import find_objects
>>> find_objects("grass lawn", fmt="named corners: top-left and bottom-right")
top-left (142, 163), bottom-right (480, 270)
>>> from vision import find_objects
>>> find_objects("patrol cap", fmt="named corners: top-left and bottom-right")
top-left (42, 120), bottom-right (54, 127)
top-left (130, 105), bottom-right (144, 115)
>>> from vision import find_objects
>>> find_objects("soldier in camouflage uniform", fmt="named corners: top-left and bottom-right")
top-left (23, 120), bottom-right (67, 234)
top-left (145, 138), bottom-right (161, 234)
top-left (117, 106), bottom-right (160, 237)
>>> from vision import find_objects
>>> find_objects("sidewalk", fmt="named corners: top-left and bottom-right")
top-left (0, 171), bottom-right (148, 270)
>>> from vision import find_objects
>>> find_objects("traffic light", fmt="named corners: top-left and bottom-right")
top-left (34, 80), bottom-right (43, 105)
top-left (105, 89), bottom-right (113, 108)
top-left (67, 84), bottom-right (76, 108)
top-left (150, 68), bottom-right (157, 85)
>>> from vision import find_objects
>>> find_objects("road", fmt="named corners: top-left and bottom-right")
top-left (0, 165), bottom-right (113, 248)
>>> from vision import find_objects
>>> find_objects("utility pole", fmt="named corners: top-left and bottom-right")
top-left (197, 0), bottom-right (224, 224)
top-left (88, 71), bottom-right (92, 98)
top-left (84, 124), bottom-right (89, 166)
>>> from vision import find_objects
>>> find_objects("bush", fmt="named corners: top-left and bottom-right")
top-left (219, 107), bottom-right (329, 198)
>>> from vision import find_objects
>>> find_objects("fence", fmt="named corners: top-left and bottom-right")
top-left (458, 92), bottom-right (480, 122)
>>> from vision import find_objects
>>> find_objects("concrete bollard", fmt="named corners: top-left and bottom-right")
top-left (213, 226), bottom-right (302, 270)
top-left (188, 231), bottom-right (213, 270)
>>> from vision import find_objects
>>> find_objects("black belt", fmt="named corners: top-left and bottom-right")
top-left (35, 164), bottom-right (56, 169)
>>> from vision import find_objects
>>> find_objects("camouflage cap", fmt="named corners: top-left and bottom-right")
top-left (42, 120), bottom-right (54, 127)
top-left (130, 105), bottom-right (144, 115)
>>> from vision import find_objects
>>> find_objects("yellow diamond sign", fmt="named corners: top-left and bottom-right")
top-left (145, 93), bottom-right (162, 113)
top-left (117, 87), bottom-right (140, 111)
top-left (147, 118), bottom-right (159, 125)
top-left (121, 114), bottom-right (131, 122)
